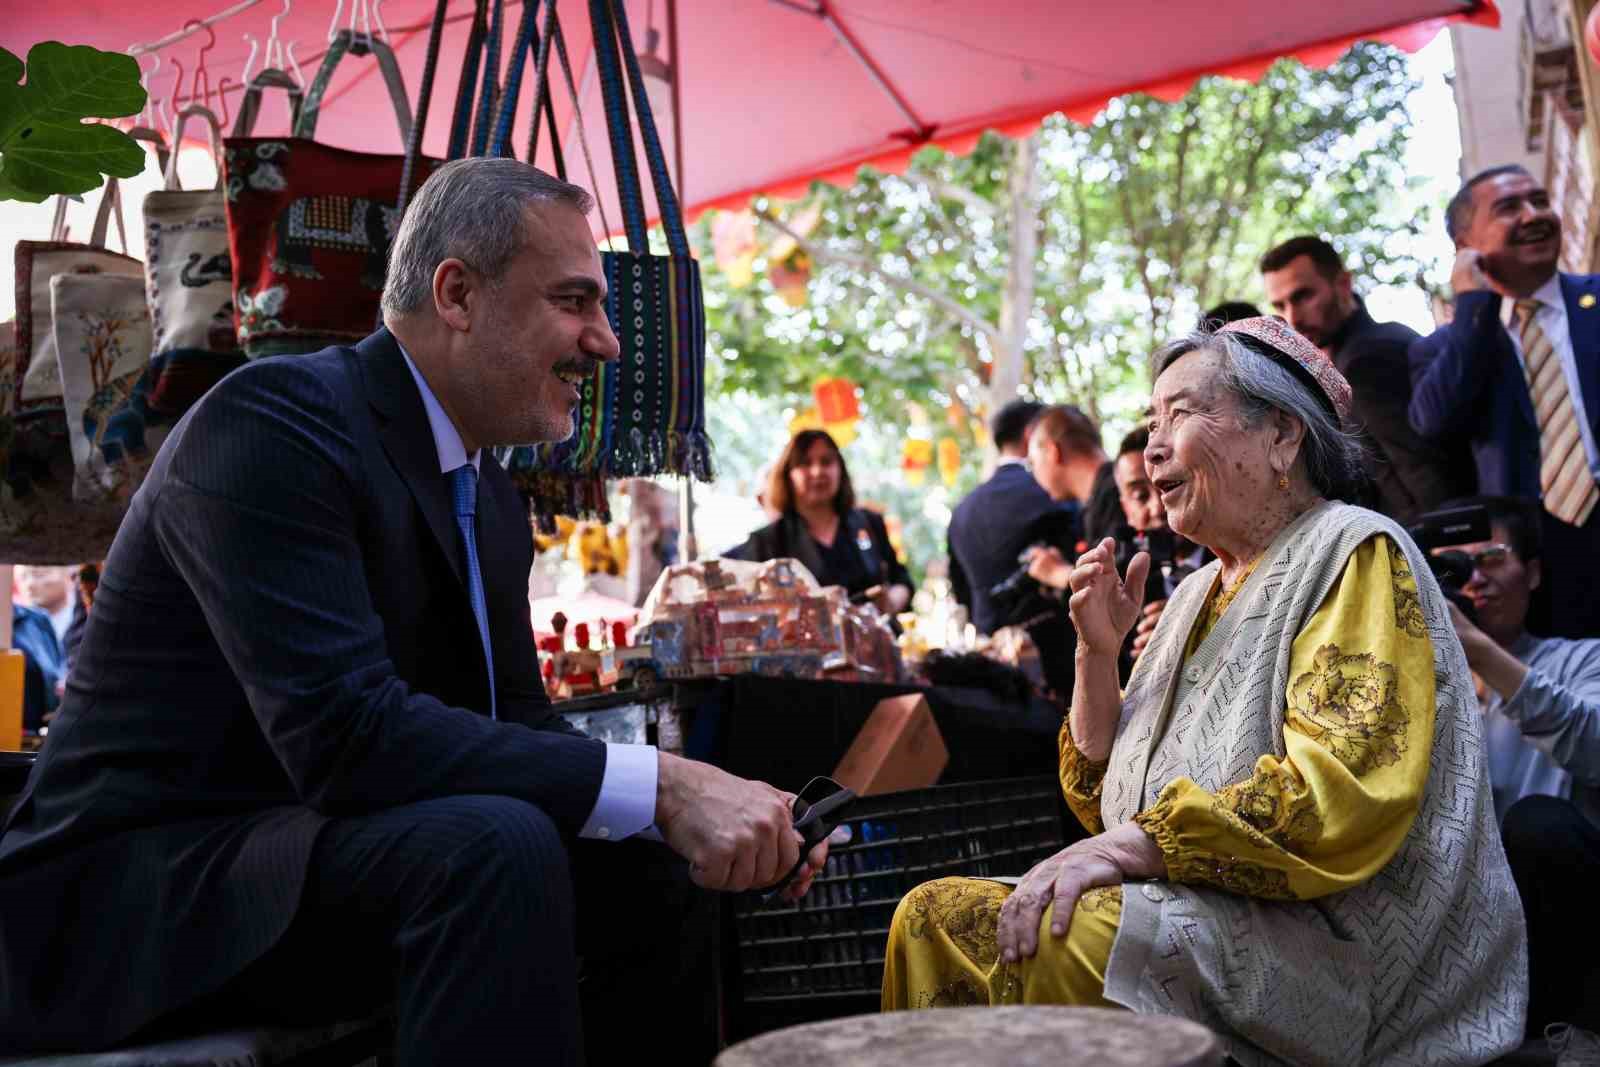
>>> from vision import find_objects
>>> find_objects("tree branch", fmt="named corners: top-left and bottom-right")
top-left (899, 170), bottom-right (999, 218)
top-left (754, 207), bottom-right (1004, 350)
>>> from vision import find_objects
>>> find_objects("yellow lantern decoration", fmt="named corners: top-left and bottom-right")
top-left (789, 405), bottom-right (856, 448)
top-left (813, 377), bottom-right (860, 425)
top-left (768, 250), bottom-right (812, 308)
top-left (937, 436), bottom-right (961, 487)
top-left (902, 438), bottom-right (933, 487)
top-left (712, 210), bottom-right (758, 287)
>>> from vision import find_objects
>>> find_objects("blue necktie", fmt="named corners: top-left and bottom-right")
top-left (450, 464), bottom-right (496, 720)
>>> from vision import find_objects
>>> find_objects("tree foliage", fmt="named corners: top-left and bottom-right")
top-left (696, 43), bottom-right (1428, 576)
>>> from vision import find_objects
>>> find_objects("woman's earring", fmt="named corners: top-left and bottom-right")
top-left (1277, 474), bottom-right (1290, 491)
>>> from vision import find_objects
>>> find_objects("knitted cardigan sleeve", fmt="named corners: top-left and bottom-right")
top-left (1133, 535), bottom-right (1436, 900)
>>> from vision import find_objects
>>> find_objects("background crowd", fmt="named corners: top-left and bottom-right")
top-left (722, 160), bottom-right (1600, 1041)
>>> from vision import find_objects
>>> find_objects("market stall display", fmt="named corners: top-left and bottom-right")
top-left (634, 556), bottom-right (903, 686)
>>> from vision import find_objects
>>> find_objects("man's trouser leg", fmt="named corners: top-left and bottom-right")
top-left (213, 794), bottom-right (583, 1066)
top-left (1503, 794), bottom-right (1600, 1034)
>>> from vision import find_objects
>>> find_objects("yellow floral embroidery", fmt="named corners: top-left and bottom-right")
top-left (1138, 789), bottom-right (1298, 900)
top-left (1059, 721), bottom-right (1107, 835)
top-left (1167, 853), bottom-right (1297, 900)
top-left (902, 878), bottom-right (1009, 969)
top-left (1076, 885), bottom-right (1123, 918)
top-left (1287, 643), bottom-right (1410, 777)
top-left (1215, 762), bottom-right (1323, 850)
top-left (914, 974), bottom-right (989, 1009)
top-left (1391, 554), bottom-right (1426, 639)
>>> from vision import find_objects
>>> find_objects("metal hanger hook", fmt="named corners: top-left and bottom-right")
top-left (183, 18), bottom-right (216, 109)
top-left (241, 32), bottom-right (260, 85)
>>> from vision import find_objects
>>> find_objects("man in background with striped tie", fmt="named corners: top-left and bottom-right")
top-left (1410, 165), bottom-right (1600, 639)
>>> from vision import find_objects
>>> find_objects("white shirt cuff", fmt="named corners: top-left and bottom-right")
top-left (578, 743), bottom-right (659, 841)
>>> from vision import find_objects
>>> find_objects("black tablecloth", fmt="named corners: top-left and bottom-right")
top-left (676, 675), bottom-right (1062, 794)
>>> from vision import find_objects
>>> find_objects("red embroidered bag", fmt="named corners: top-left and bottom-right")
top-left (223, 30), bottom-right (440, 359)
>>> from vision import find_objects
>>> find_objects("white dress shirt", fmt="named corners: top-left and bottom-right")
top-left (47, 601), bottom-right (75, 646)
top-left (1501, 274), bottom-right (1600, 480)
top-left (398, 342), bottom-right (657, 841)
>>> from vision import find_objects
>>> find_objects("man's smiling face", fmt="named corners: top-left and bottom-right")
top-left (460, 202), bottom-right (620, 447)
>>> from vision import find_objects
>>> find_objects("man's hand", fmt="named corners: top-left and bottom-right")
top-left (1026, 546), bottom-right (1073, 590)
top-left (1451, 249), bottom-right (1492, 296)
top-left (655, 753), bottom-right (802, 892)
top-left (1130, 598), bottom-right (1166, 659)
top-left (777, 836), bottom-right (832, 902)
top-left (1446, 601), bottom-right (1529, 702)
top-left (1446, 601), bottom-right (1492, 672)
top-left (995, 822), bottom-right (1165, 962)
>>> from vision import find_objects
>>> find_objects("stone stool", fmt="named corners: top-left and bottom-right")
top-left (715, 1006), bottom-right (1224, 1067)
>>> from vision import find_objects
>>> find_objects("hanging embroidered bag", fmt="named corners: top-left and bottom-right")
top-left (3, 183), bottom-right (144, 561)
top-left (503, 0), bottom-right (712, 525)
top-left (223, 30), bottom-right (439, 359)
top-left (141, 104), bottom-right (246, 419)
top-left (51, 271), bottom-right (158, 504)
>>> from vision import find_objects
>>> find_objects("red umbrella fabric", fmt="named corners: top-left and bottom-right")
top-left (4, 0), bottom-right (1499, 229)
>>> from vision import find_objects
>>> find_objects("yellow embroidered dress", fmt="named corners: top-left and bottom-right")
top-left (883, 533), bottom-right (1435, 1010)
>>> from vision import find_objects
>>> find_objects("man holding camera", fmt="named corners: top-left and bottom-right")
top-left (1437, 496), bottom-right (1600, 1035)
top-left (947, 399), bottom-right (1082, 699)
top-left (1410, 165), bottom-right (1600, 639)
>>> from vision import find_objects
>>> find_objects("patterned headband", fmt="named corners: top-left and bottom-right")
top-left (1218, 317), bottom-right (1353, 426)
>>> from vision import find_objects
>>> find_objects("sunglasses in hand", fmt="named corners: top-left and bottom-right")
top-left (757, 775), bottom-right (855, 902)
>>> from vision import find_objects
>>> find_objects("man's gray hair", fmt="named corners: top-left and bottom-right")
top-left (381, 158), bottom-right (595, 317)
top-left (1151, 330), bottom-right (1369, 504)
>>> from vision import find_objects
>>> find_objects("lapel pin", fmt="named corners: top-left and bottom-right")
top-left (1581, 294), bottom-right (1597, 309)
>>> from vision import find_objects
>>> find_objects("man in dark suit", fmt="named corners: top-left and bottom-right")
top-left (1409, 165), bottom-right (1600, 639)
top-left (1261, 234), bottom-right (1470, 524)
top-left (0, 160), bottom-right (826, 1064)
top-left (947, 400), bottom-right (1081, 697)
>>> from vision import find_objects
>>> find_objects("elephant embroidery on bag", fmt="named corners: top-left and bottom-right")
top-left (270, 195), bottom-right (400, 289)
top-left (180, 252), bottom-right (232, 288)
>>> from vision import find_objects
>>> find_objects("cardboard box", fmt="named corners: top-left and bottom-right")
top-left (832, 694), bottom-right (948, 796)
top-left (0, 651), bottom-right (23, 752)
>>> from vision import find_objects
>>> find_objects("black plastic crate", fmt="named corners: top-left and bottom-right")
top-left (731, 775), bottom-right (1066, 1004)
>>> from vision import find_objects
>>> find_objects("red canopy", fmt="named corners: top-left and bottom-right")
top-left (5, 0), bottom-right (1499, 228)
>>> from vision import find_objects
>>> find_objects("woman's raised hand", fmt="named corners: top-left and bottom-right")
top-left (1067, 538), bottom-right (1150, 656)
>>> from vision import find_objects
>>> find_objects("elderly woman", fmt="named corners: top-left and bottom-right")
top-left (882, 319), bottom-right (1527, 1065)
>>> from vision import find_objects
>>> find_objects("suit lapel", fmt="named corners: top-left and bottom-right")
top-left (1560, 273), bottom-right (1600, 440)
top-left (357, 329), bottom-right (466, 588)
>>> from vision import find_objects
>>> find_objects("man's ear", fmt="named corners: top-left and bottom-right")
top-left (1526, 557), bottom-right (1542, 593)
top-left (432, 258), bottom-right (475, 333)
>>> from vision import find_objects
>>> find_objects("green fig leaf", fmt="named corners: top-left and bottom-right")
top-left (0, 43), bottom-right (149, 201)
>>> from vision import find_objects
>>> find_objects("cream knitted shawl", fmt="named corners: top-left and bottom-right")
top-left (1099, 501), bottom-right (1526, 1066)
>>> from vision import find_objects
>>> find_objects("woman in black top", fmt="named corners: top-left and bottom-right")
top-left (733, 430), bottom-right (914, 617)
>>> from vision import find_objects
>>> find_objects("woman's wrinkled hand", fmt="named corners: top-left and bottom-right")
top-left (1068, 538), bottom-right (1150, 656)
top-left (995, 823), bottom-right (1166, 962)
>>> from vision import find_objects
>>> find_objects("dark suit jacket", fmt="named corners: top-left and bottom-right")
top-left (1330, 304), bottom-right (1471, 523)
top-left (1409, 274), bottom-right (1600, 499)
top-left (0, 330), bottom-right (607, 1051)
top-left (947, 463), bottom-right (1080, 635)
top-left (731, 508), bottom-right (912, 599)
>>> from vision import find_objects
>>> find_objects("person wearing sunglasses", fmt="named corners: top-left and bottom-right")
top-left (1438, 495), bottom-right (1600, 1041)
